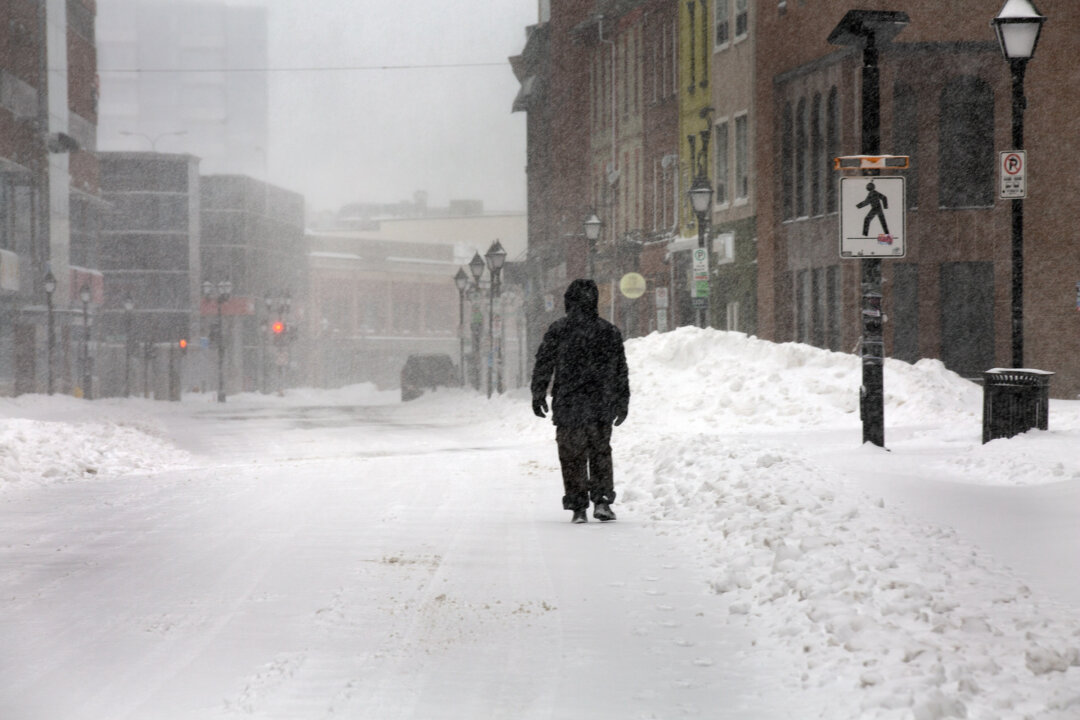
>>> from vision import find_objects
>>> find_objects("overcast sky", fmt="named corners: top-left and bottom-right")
top-left (246, 0), bottom-right (537, 214)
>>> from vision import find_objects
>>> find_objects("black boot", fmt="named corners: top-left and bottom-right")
top-left (571, 508), bottom-right (588, 524)
top-left (593, 502), bottom-right (616, 522)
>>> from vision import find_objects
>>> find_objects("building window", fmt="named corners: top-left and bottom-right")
top-left (811, 93), bottom-right (823, 216)
top-left (939, 76), bottom-right (994, 209)
top-left (715, 0), bottom-right (730, 49)
top-left (735, 0), bottom-right (748, 39)
top-left (714, 119), bottom-right (729, 206)
top-left (735, 113), bottom-right (749, 201)
top-left (688, 1), bottom-right (697, 93)
top-left (796, 98), bottom-right (807, 217)
top-left (826, 86), bottom-right (839, 213)
top-left (782, 102), bottom-right (794, 220)
top-left (894, 81), bottom-right (919, 210)
top-left (726, 300), bottom-right (741, 331)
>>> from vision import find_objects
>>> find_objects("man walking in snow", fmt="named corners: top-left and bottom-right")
top-left (531, 279), bottom-right (630, 524)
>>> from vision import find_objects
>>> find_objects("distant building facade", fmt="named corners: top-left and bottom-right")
top-left (199, 175), bottom-right (306, 394)
top-left (97, 151), bottom-right (201, 397)
top-left (96, 0), bottom-right (269, 179)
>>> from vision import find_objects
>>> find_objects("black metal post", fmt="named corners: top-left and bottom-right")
top-left (457, 288), bottom-right (466, 386)
top-left (82, 297), bottom-right (92, 400)
top-left (217, 297), bottom-right (226, 403)
top-left (860, 32), bottom-right (885, 448)
top-left (124, 309), bottom-right (132, 397)
top-left (695, 211), bottom-right (709, 328)
top-left (495, 274), bottom-right (504, 395)
top-left (1010, 59), bottom-right (1027, 368)
top-left (45, 291), bottom-right (54, 395)
top-left (486, 283), bottom-right (494, 399)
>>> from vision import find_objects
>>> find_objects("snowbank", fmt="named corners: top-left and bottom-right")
top-left (613, 328), bottom-right (1080, 718)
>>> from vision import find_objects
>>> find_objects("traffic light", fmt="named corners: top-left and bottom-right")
top-left (271, 320), bottom-right (286, 344)
top-left (178, 338), bottom-right (188, 354)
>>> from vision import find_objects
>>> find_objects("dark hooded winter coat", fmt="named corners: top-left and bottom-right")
top-left (531, 279), bottom-right (630, 427)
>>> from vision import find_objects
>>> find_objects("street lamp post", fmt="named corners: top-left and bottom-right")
top-left (828, 9), bottom-right (909, 448)
top-left (454, 268), bottom-right (469, 387)
top-left (43, 271), bottom-right (55, 395)
top-left (688, 176), bottom-right (714, 329)
top-left (468, 252), bottom-right (486, 390)
top-left (992, 0), bottom-right (1045, 368)
top-left (123, 293), bottom-right (134, 397)
top-left (203, 279), bottom-right (232, 402)
top-left (79, 284), bottom-right (92, 399)
top-left (584, 212), bottom-right (602, 278)
top-left (484, 240), bottom-right (507, 399)
top-left (118, 129), bottom-right (187, 151)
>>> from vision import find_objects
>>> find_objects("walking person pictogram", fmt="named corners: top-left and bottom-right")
top-left (856, 181), bottom-right (889, 236)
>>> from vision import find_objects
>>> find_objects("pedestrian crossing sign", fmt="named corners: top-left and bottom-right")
top-left (839, 176), bottom-right (906, 258)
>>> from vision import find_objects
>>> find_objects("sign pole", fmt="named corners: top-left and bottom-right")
top-left (859, 29), bottom-right (885, 448)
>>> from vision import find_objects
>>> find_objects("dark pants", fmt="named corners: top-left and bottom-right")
top-left (556, 423), bottom-right (616, 511)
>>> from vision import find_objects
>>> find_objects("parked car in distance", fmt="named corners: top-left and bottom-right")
top-left (400, 354), bottom-right (460, 401)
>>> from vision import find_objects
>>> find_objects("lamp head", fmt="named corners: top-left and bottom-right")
top-left (454, 267), bottom-right (469, 291)
top-left (688, 176), bottom-right (714, 215)
top-left (79, 285), bottom-right (91, 304)
top-left (123, 293), bottom-right (134, 312)
top-left (43, 271), bottom-right (56, 294)
top-left (583, 213), bottom-right (602, 242)
top-left (485, 240), bottom-right (507, 273)
top-left (992, 0), bottom-right (1045, 60)
top-left (469, 251), bottom-right (485, 282)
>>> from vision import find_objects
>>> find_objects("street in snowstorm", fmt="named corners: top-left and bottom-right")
top-left (2, 328), bottom-right (1080, 719)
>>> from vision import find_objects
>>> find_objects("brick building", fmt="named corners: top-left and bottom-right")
top-left (0, 0), bottom-right (102, 395)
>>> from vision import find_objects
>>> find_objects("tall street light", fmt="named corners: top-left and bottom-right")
top-left (43, 271), bottom-right (55, 395)
top-left (79, 284), bottom-right (92, 399)
top-left (203, 279), bottom-right (232, 402)
top-left (468, 252), bottom-right (486, 390)
top-left (992, 0), bottom-right (1045, 368)
top-left (454, 268), bottom-right (469, 387)
top-left (118, 129), bottom-right (187, 151)
top-left (484, 240), bottom-right (507, 399)
top-left (828, 9), bottom-right (909, 448)
top-left (583, 212), bottom-right (602, 278)
top-left (688, 176), bottom-right (714, 329)
top-left (123, 293), bottom-right (135, 397)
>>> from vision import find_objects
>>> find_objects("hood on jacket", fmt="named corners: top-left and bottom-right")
top-left (564, 279), bottom-right (599, 317)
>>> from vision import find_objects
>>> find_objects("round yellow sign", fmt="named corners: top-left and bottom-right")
top-left (619, 272), bottom-right (647, 299)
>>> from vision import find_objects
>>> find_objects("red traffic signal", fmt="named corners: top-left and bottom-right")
top-left (178, 338), bottom-right (188, 353)
top-left (271, 320), bottom-right (286, 335)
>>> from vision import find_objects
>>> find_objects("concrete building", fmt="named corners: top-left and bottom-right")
top-left (308, 211), bottom-right (528, 392)
top-left (0, 0), bottom-right (102, 396)
top-left (96, 0), bottom-right (269, 179)
top-left (199, 175), bottom-right (306, 395)
top-left (97, 151), bottom-right (201, 397)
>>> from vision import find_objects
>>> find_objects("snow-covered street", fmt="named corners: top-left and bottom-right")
top-left (1, 329), bottom-right (1079, 719)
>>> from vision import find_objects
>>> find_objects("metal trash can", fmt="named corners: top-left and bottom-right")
top-left (982, 368), bottom-right (1054, 443)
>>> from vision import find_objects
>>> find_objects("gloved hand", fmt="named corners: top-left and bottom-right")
top-left (613, 407), bottom-right (628, 426)
top-left (532, 395), bottom-right (549, 418)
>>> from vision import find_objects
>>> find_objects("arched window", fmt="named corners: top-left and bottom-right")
top-left (811, 93), bottom-right (823, 216)
top-left (826, 87), bottom-right (839, 213)
top-left (893, 81), bottom-right (919, 210)
top-left (782, 102), bottom-right (793, 220)
top-left (939, 76), bottom-right (994, 208)
top-left (796, 98), bottom-right (807, 217)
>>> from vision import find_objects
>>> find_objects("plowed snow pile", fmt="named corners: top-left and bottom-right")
top-left (615, 328), bottom-right (1080, 719)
